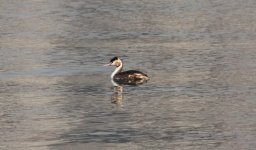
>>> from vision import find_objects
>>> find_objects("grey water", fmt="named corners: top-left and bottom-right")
top-left (1, 0), bottom-right (256, 149)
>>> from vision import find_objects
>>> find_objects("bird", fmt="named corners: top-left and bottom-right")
top-left (104, 57), bottom-right (149, 85)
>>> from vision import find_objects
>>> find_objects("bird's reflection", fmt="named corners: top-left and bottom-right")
top-left (111, 80), bottom-right (123, 110)
top-left (110, 78), bottom-right (149, 110)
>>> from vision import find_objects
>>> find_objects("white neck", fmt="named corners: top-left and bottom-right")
top-left (111, 79), bottom-right (121, 86)
top-left (111, 63), bottom-right (123, 79)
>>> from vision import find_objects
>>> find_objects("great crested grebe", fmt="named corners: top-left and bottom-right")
top-left (104, 57), bottom-right (149, 85)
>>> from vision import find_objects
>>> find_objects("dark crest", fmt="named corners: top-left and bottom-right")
top-left (110, 57), bottom-right (119, 63)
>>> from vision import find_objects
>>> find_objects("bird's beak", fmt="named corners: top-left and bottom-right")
top-left (103, 63), bottom-right (111, 66)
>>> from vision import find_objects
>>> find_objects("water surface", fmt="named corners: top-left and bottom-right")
top-left (1, 0), bottom-right (256, 150)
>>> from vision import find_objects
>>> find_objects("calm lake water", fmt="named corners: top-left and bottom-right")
top-left (1, 0), bottom-right (256, 150)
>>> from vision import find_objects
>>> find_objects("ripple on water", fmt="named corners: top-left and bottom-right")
top-left (1, 0), bottom-right (256, 150)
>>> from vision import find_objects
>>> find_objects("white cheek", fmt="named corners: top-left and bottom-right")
top-left (114, 61), bottom-right (119, 66)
